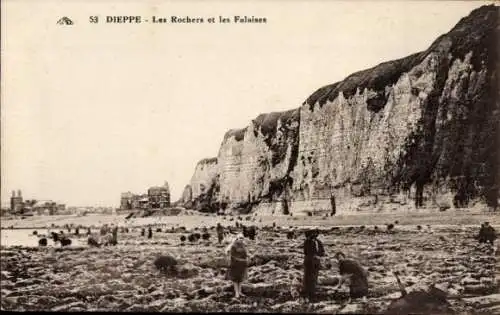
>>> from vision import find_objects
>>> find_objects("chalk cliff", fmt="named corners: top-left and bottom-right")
top-left (182, 5), bottom-right (499, 215)
top-left (181, 157), bottom-right (219, 212)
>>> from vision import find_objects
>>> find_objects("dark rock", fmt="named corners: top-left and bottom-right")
top-left (154, 255), bottom-right (178, 272)
top-left (60, 238), bottom-right (72, 247)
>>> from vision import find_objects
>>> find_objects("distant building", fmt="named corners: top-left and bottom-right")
top-left (120, 181), bottom-right (171, 210)
top-left (120, 192), bottom-right (134, 210)
top-left (30, 200), bottom-right (65, 215)
top-left (10, 190), bottom-right (23, 213)
top-left (148, 182), bottom-right (170, 209)
top-left (8, 189), bottom-right (65, 215)
top-left (1, 207), bottom-right (10, 216)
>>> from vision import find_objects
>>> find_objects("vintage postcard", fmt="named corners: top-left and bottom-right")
top-left (1, 0), bottom-right (498, 313)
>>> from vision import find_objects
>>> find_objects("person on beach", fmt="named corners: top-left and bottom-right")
top-left (111, 226), bottom-right (118, 245)
top-left (333, 251), bottom-right (369, 302)
top-left (225, 233), bottom-right (248, 299)
top-left (100, 225), bottom-right (107, 236)
top-left (483, 222), bottom-right (497, 245)
top-left (478, 223), bottom-right (487, 243)
top-left (302, 229), bottom-right (325, 303)
top-left (148, 226), bottom-right (153, 239)
top-left (216, 223), bottom-right (224, 244)
top-left (330, 194), bottom-right (336, 216)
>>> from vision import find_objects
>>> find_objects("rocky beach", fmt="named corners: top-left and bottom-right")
top-left (1, 213), bottom-right (499, 313)
top-left (1, 3), bottom-right (499, 314)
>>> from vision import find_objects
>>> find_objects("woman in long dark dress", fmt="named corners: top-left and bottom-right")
top-left (303, 229), bottom-right (325, 302)
top-left (225, 233), bottom-right (248, 298)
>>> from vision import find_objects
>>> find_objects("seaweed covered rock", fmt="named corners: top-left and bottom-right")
top-left (154, 255), bottom-right (178, 272)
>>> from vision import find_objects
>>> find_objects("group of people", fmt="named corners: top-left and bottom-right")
top-left (86, 224), bottom-right (119, 247)
top-left (222, 221), bottom-right (498, 302)
top-left (140, 226), bottom-right (154, 239)
top-left (223, 226), bottom-right (368, 302)
top-left (39, 217), bottom-right (497, 303)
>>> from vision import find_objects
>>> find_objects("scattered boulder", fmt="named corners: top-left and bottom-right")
top-left (38, 238), bottom-right (47, 247)
top-left (385, 289), bottom-right (453, 315)
top-left (188, 234), bottom-right (197, 243)
top-left (60, 238), bottom-right (72, 247)
top-left (88, 236), bottom-right (101, 247)
top-left (154, 255), bottom-right (178, 273)
top-left (386, 271), bottom-right (453, 315)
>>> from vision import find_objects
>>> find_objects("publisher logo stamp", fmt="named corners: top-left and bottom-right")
top-left (56, 17), bottom-right (74, 25)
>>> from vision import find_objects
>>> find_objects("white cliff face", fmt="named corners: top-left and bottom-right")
top-left (217, 110), bottom-right (300, 210)
top-left (218, 130), bottom-right (245, 204)
top-left (430, 51), bottom-right (493, 209)
top-left (291, 53), bottom-right (441, 213)
top-left (189, 158), bottom-right (218, 200)
top-left (182, 5), bottom-right (499, 215)
top-left (181, 185), bottom-right (192, 204)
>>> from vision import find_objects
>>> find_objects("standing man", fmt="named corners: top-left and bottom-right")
top-left (302, 229), bottom-right (325, 303)
top-left (216, 223), bottom-right (224, 244)
top-left (478, 223), bottom-right (487, 243)
top-left (111, 225), bottom-right (118, 245)
top-left (330, 193), bottom-right (336, 216)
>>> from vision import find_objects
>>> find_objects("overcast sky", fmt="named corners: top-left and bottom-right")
top-left (1, 0), bottom-right (493, 207)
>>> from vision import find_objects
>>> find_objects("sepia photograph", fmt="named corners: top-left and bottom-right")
top-left (1, 0), bottom-right (499, 313)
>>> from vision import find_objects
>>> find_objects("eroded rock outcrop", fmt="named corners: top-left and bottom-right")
top-left (182, 5), bottom-right (499, 215)
top-left (217, 110), bottom-right (300, 214)
top-left (182, 158), bottom-right (220, 212)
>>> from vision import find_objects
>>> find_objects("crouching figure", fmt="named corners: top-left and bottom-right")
top-left (333, 251), bottom-right (368, 302)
